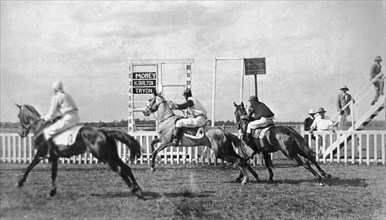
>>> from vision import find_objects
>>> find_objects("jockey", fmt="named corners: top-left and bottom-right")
top-left (170, 89), bottom-right (207, 146)
top-left (41, 80), bottom-right (80, 158)
top-left (244, 95), bottom-right (275, 149)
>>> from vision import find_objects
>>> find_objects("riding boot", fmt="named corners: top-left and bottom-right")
top-left (246, 133), bottom-right (259, 153)
top-left (39, 138), bottom-right (56, 161)
top-left (173, 127), bottom-right (183, 146)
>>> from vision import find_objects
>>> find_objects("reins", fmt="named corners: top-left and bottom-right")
top-left (148, 99), bottom-right (175, 123)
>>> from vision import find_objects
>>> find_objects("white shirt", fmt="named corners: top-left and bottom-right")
top-left (44, 91), bottom-right (78, 120)
top-left (187, 97), bottom-right (207, 117)
top-left (310, 115), bottom-right (334, 131)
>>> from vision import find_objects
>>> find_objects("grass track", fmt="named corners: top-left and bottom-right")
top-left (1, 162), bottom-right (385, 219)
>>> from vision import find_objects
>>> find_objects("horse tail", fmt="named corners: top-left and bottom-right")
top-left (287, 127), bottom-right (316, 158)
top-left (224, 132), bottom-right (254, 159)
top-left (105, 130), bottom-right (142, 160)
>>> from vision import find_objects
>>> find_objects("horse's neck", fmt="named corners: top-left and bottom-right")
top-left (157, 103), bottom-right (175, 123)
top-left (27, 112), bottom-right (45, 134)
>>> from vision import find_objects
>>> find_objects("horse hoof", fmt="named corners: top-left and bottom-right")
top-left (325, 174), bottom-right (332, 180)
top-left (235, 178), bottom-right (242, 183)
top-left (319, 182), bottom-right (325, 186)
top-left (151, 167), bottom-right (155, 172)
top-left (16, 182), bottom-right (23, 187)
top-left (132, 188), bottom-right (144, 199)
top-left (268, 179), bottom-right (274, 184)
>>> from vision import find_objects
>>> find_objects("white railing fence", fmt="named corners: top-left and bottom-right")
top-left (0, 132), bottom-right (264, 166)
top-left (1, 130), bottom-right (385, 165)
top-left (302, 130), bottom-right (386, 165)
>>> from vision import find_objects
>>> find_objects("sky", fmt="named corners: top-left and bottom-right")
top-left (1, 1), bottom-right (385, 123)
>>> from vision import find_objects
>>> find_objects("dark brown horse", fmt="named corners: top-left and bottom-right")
top-left (15, 104), bottom-right (144, 198)
top-left (233, 102), bottom-right (331, 185)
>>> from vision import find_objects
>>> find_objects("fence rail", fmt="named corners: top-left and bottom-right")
top-left (302, 130), bottom-right (386, 165)
top-left (1, 130), bottom-right (385, 165)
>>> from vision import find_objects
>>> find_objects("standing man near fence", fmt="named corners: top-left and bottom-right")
top-left (336, 85), bottom-right (354, 130)
top-left (370, 56), bottom-right (384, 105)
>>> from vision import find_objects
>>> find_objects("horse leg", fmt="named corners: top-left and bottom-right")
top-left (245, 163), bottom-right (260, 183)
top-left (298, 149), bottom-right (332, 180)
top-left (151, 143), bottom-right (173, 172)
top-left (16, 152), bottom-right (43, 187)
top-left (222, 155), bottom-right (250, 185)
top-left (235, 171), bottom-right (244, 183)
top-left (291, 154), bottom-right (323, 185)
top-left (263, 152), bottom-right (274, 182)
top-left (115, 158), bottom-right (143, 199)
top-left (150, 138), bottom-right (161, 152)
top-left (306, 157), bottom-right (332, 180)
top-left (48, 155), bottom-right (58, 198)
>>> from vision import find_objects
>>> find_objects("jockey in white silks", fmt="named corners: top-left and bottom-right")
top-left (170, 89), bottom-right (207, 146)
top-left (42, 80), bottom-right (80, 157)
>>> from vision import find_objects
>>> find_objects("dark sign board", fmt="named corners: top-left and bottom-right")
top-left (133, 80), bottom-right (156, 87)
top-left (133, 87), bottom-right (157, 94)
top-left (133, 72), bottom-right (156, 79)
top-left (244, 58), bottom-right (266, 75)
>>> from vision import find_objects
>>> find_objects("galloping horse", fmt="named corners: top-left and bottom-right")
top-left (15, 104), bottom-right (144, 198)
top-left (143, 92), bottom-right (260, 184)
top-left (233, 102), bottom-right (332, 184)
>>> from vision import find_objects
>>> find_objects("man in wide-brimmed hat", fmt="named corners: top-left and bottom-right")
top-left (310, 107), bottom-right (335, 132)
top-left (303, 108), bottom-right (316, 132)
top-left (336, 85), bottom-right (355, 130)
top-left (370, 55), bottom-right (384, 105)
top-left (303, 108), bottom-right (316, 143)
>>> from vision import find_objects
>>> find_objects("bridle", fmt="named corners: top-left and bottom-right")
top-left (145, 97), bottom-right (175, 123)
top-left (18, 106), bottom-right (44, 137)
top-left (19, 122), bottom-right (32, 137)
top-left (234, 105), bottom-right (248, 131)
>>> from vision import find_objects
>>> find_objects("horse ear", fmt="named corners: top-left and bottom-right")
top-left (241, 102), bottom-right (244, 107)
top-left (15, 104), bottom-right (22, 109)
top-left (233, 102), bottom-right (238, 107)
top-left (153, 90), bottom-right (158, 97)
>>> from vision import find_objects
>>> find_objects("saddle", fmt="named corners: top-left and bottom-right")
top-left (251, 124), bottom-right (274, 139)
top-left (52, 125), bottom-right (83, 146)
top-left (175, 116), bottom-right (206, 139)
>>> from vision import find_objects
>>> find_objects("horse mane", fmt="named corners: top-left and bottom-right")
top-left (24, 105), bottom-right (41, 118)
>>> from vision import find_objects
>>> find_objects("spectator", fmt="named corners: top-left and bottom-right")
top-left (309, 107), bottom-right (335, 156)
top-left (310, 107), bottom-right (335, 133)
top-left (304, 108), bottom-right (316, 131)
top-left (370, 56), bottom-right (384, 105)
top-left (303, 108), bottom-right (316, 144)
top-left (336, 85), bottom-right (355, 130)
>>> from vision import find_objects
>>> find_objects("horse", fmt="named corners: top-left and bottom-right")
top-left (233, 102), bottom-right (332, 185)
top-left (143, 92), bottom-right (261, 185)
top-left (15, 104), bottom-right (144, 199)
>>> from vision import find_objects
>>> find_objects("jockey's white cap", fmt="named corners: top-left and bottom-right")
top-left (52, 80), bottom-right (63, 91)
top-left (308, 109), bottom-right (316, 115)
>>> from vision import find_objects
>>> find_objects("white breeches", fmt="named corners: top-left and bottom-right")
top-left (247, 117), bottom-right (274, 133)
top-left (44, 112), bottom-right (80, 139)
top-left (175, 115), bottom-right (206, 128)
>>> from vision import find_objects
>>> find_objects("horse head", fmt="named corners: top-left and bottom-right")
top-left (233, 102), bottom-right (249, 132)
top-left (16, 104), bottom-right (43, 137)
top-left (143, 91), bottom-right (165, 116)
